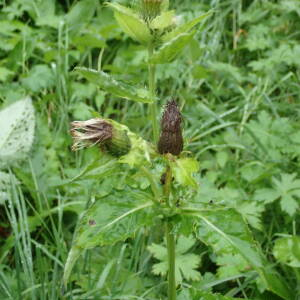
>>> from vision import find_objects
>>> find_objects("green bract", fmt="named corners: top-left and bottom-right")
top-left (106, 3), bottom-right (152, 45)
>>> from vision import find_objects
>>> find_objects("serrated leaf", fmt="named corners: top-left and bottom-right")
top-left (148, 236), bottom-right (201, 283)
top-left (273, 236), bottom-right (300, 268)
top-left (106, 3), bottom-right (151, 45)
top-left (170, 157), bottom-right (199, 188)
top-left (254, 188), bottom-right (280, 203)
top-left (254, 173), bottom-right (300, 216)
top-left (191, 208), bottom-right (293, 300)
top-left (63, 188), bottom-right (153, 285)
top-left (150, 32), bottom-right (195, 64)
top-left (163, 12), bottom-right (211, 42)
top-left (75, 67), bottom-right (153, 103)
top-left (0, 97), bottom-right (35, 167)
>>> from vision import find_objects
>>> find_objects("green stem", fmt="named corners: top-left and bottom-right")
top-left (166, 222), bottom-right (176, 300)
top-left (148, 44), bottom-right (159, 143)
top-left (164, 165), bottom-right (176, 300)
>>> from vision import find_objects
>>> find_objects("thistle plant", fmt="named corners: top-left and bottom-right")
top-left (63, 2), bottom-right (294, 300)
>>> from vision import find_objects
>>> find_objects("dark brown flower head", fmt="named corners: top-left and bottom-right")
top-left (70, 118), bottom-right (131, 157)
top-left (158, 100), bottom-right (183, 156)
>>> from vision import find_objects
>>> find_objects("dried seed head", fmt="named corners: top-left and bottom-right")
top-left (158, 100), bottom-right (183, 156)
top-left (70, 118), bottom-right (131, 157)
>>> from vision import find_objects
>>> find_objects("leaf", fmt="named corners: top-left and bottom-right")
top-left (0, 171), bottom-right (19, 204)
top-left (255, 173), bottom-right (300, 216)
top-left (65, 0), bottom-right (96, 33)
top-left (170, 157), bottom-right (199, 188)
top-left (163, 12), bottom-right (211, 42)
top-left (150, 11), bottom-right (175, 30)
top-left (0, 97), bottom-right (35, 167)
top-left (148, 236), bottom-right (201, 283)
top-left (273, 236), bottom-right (300, 268)
top-left (273, 173), bottom-right (300, 216)
top-left (106, 3), bottom-right (151, 45)
top-left (150, 32), bottom-right (195, 64)
top-left (63, 188), bottom-right (153, 285)
top-left (21, 64), bottom-right (55, 92)
top-left (190, 208), bottom-right (293, 300)
top-left (75, 67), bottom-right (153, 103)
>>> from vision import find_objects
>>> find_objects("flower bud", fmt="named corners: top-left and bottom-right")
top-left (140, 0), bottom-right (165, 20)
top-left (158, 100), bottom-right (183, 156)
top-left (71, 118), bottom-right (131, 157)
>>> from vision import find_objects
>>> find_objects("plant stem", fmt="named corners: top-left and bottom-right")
top-left (166, 222), bottom-right (176, 300)
top-left (148, 44), bottom-right (159, 143)
top-left (164, 165), bottom-right (176, 300)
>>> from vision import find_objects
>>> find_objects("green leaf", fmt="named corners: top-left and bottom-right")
top-left (148, 236), bottom-right (201, 283)
top-left (75, 67), bottom-right (153, 103)
top-left (150, 11), bottom-right (175, 30)
top-left (21, 64), bottom-right (55, 92)
top-left (190, 208), bottom-right (293, 300)
top-left (106, 3), bottom-right (151, 45)
top-left (163, 11), bottom-right (211, 42)
top-left (150, 32), bottom-right (195, 64)
top-left (63, 188), bottom-right (153, 285)
top-left (255, 173), bottom-right (300, 216)
top-left (170, 157), bottom-right (199, 188)
top-left (0, 97), bottom-right (35, 167)
top-left (273, 236), bottom-right (300, 268)
top-left (65, 0), bottom-right (96, 34)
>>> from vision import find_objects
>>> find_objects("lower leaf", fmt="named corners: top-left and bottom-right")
top-left (63, 188), bottom-right (153, 286)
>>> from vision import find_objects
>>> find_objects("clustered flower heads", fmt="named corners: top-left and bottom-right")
top-left (158, 100), bottom-right (183, 156)
top-left (71, 118), bottom-right (131, 157)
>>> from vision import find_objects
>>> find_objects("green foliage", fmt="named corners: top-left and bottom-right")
top-left (1, 0), bottom-right (300, 299)
top-left (170, 157), bottom-right (199, 188)
top-left (107, 3), bottom-right (152, 45)
top-left (75, 67), bottom-right (154, 103)
top-left (150, 31), bottom-right (195, 64)
top-left (148, 235), bottom-right (201, 283)
top-left (64, 187), bottom-right (154, 285)
top-left (273, 236), bottom-right (300, 268)
top-left (255, 173), bottom-right (300, 216)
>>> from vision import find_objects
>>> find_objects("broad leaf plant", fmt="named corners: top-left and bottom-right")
top-left (63, 1), bottom-right (294, 300)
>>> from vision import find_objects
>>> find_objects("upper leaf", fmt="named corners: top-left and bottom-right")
top-left (170, 157), bottom-right (199, 188)
top-left (162, 12), bottom-right (211, 42)
top-left (149, 31), bottom-right (195, 64)
top-left (106, 3), bottom-right (152, 45)
top-left (0, 97), bottom-right (35, 168)
top-left (75, 67), bottom-right (153, 103)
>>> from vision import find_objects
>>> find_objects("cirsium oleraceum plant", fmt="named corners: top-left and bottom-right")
top-left (63, 2), bottom-right (294, 300)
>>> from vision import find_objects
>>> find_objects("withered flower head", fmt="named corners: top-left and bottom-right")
top-left (158, 100), bottom-right (183, 156)
top-left (71, 118), bottom-right (131, 157)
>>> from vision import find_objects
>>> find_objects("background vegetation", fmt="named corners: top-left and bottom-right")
top-left (0, 0), bottom-right (300, 299)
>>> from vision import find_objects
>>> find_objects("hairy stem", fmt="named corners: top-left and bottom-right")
top-left (164, 166), bottom-right (176, 300)
top-left (148, 44), bottom-right (159, 143)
